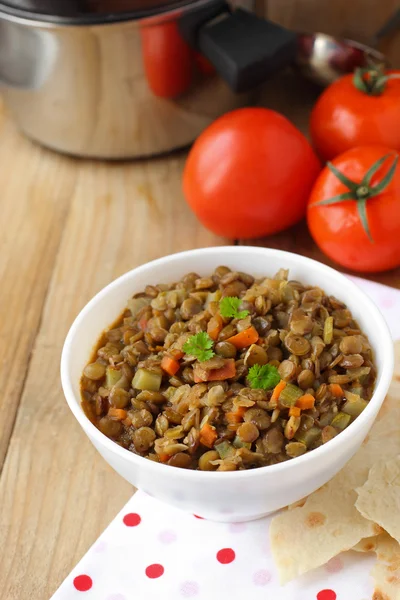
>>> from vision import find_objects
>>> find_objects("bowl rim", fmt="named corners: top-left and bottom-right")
top-left (61, 245), bottom-right (394, 480)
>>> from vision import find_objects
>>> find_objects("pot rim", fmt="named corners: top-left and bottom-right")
top-left (0, 0), bottom-right (215, 27)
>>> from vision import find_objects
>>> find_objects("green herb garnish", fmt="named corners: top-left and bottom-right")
top-left (183, 332), bottom-right (215, 362)
top-left (248, 364), bottom-right (281, 390)
top-left (219, 296), bottom-right (249, 320)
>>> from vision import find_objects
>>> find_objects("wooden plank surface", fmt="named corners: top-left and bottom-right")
top-left (0, 100), bottom-right (77, 469)
top-left (0, 142), bottom-right (224, 600)
top-left (266, 0), bottom-right (400, 66)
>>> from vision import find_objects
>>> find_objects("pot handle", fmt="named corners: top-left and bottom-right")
top-left (374, 8), bottom-right (400, 43)
top-left (179, 2), bottom-right (297, 92)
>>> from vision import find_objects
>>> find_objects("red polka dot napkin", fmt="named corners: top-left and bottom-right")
top-left (51, 278), bottom-right (400, 600)
top-left (52, 491), bottom-right (376, 600)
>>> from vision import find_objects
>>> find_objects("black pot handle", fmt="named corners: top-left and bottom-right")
top-left (179, 3), bottom-right (298, 92)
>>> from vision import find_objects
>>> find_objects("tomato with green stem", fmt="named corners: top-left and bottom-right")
top-left (307, 146), bottom-right (400, 273)
top-left (310, 66), bottom-right (400, 161)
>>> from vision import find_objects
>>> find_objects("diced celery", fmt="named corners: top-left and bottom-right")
top-left (349, 386), bottom-right (363, 397)
top-left (342, 391), bottom-right (368, 417)
top-left (295, 426), bottom-right (321, 448)
top-left (233, 436), bottom-right (251, 450)
top-left (216, 440), bottom-right (235, 459)
top-left (318, 411), bottom-right (334, 427)
top-left (346, 366), bottom-right (371, 383)
top-left (163, 386), bottom-right (178, 400)
top-left (132, 368), bottom-right (162, 391)
top-left (106, 366), bottom-right (122, 389)
top-left (331, 411), bottom-right (352, 430)
top-left (279, 383), bottom-right (303, 407)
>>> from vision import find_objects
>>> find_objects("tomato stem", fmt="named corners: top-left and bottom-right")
top-left (353, 65), bottom-right (400, 96)
top-left (314, 153), bottom-right (399, 243)
top-left (356, 186), bottom-right (369, 199)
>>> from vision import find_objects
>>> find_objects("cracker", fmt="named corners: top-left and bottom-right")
top-left (356, 457), bottom-right (400, 546)
top-left (270, 344), bottom-right (400, 584)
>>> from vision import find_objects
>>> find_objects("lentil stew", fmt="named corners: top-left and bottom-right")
top-left (80, 267), bottom-right (376, 471)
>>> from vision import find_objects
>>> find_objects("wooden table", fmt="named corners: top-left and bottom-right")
top-left (1, 27), bottom-right (400, 599)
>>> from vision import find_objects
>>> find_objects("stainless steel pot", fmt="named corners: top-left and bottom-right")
top-left (2, 1), bottom-right (395, 159)
top-left (0, 0), bottom-right (255, 158)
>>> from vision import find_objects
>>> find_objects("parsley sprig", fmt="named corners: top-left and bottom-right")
top-left (183, 332), bottom-right (215, 362)
top-left (219, 296), bottom-right (249, 320)
top-left (248, 364), bottom-right (280, 390)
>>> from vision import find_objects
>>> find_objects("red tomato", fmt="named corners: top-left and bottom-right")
top-left (140, 21), bottom-right (192, 98)
top-left (307, 146), bottom-right (400, 273)
top-left (310, 69), bottom-right (400, 161)
top-left (183, 108), bottom-right (321, 239)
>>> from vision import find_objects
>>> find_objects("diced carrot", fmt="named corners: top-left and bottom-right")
top-left (138, 314), bottom-right (148, 331)
top-left (207, 314), bottom-right (223, 341)
top-left (289, 406), bottom-right (301, 418)
top-left (170, 349), bottom-right (184, 361)
top-left (330, 383), bottom-right (344, 398)
top-left (226, 406), bottom-right (246, 424)
top-left (161, 354), bottom-right (181, 376)
top-left (193, 359), bottom-right (236, 383)
top-left (226, 326), bottom-right (259, 349)
top-left (271, 380), bottom-right (287, 403)
top-left (199, 422), bottom-right (218, 448)
top-left (108, 408), bottom-right (128, 420)
top-left (159, 453), bottom-right (170, 463)
top-left (207, 359), bottom-right (236, 381)
top-left (296, 394), bottom-right (315, 410)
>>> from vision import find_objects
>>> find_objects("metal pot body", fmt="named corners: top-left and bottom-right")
top-left (0, 1), bottom-right (253, 158)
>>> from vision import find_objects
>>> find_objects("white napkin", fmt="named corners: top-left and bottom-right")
top-left (52, 277), bottom-right (400, 600)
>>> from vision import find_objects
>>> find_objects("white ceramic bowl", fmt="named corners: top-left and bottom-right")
top-left (61, 246), bottom-right (394, 522)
